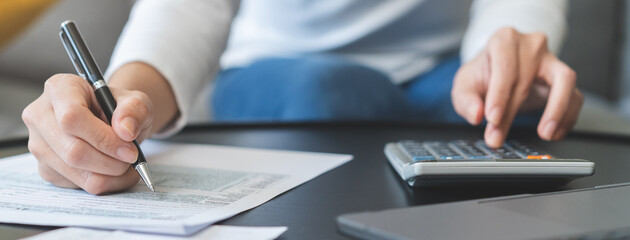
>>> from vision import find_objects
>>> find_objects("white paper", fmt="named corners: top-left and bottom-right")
top-left (22, 225), bottom-right (288, 240)
top-left (0, 141), bottom-right (352, 235)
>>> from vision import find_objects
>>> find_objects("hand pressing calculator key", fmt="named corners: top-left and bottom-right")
top-left (384, 140), bottom-right (595, 187)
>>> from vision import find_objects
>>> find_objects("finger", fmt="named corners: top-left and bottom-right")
top-left (30, 104), bottom-right (135, 176)
top-left (38, 159), bottom-right (79, 189)
top-left (484, 123), bottom-right (503, 148)
top-left (84, 167), bottom-right (140, 195)
top-left (487, 33), bottom-right (547, 148)
top-left (536, 54), bottom-right (577, 140)
top-left (25, 82), bottom-right (133, 175)
top-left (27, 127), bottom-right (79, 189)
top-left (29, 130), bottom-right (139, 195)
top-left (452, 59), bottom-right (486, 125)
top-left (551, 89), bottom-right (583, 140)
top-left (44, 75), bottom-right (138, 163)
top-left (484, 28), bottom-right (520, 126)
top-left (45, 148), bottom-right (138, 195)
top-left (110, 89), bottom-right (153, 142)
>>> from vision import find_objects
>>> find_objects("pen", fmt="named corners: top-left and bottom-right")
top-left (59, 20), bottom-right (155, 192)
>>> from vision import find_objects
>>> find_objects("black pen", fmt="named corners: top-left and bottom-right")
top-left (59, 20), bottom-right (155, 192)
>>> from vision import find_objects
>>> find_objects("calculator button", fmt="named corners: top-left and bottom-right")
top-left (412, 156), bottom-right (437, 162)
top-left (506, 140), bottom-right (550, 158)
top-left (494, 152), bottom-right (521, 159)
top-left (424, 142), bottom-right (465, 160)
top-left (465, 155), bottom-right (494, 159)
top-left (405, 147), bottom-right (431, 156)
top-left (486, 149), bottom-right (518, 159)
top-left (477, 141), bottom-right (523, 159)
top-left (398, 142), bottom-right (437, 162)
top-left (408, 150), bottom-right (436, 162)
top-left (520, 150), bottom-right (548, 156)
top-left (450, 141), bottom-right (493, 159)
top-left (397, 140), bottom-right (556, 162)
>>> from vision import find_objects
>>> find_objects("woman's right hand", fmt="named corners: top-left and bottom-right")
top-left (22, 73), bottom-right (155, 195)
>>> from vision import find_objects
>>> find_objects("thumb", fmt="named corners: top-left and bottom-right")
top-left (110, 89), bottom-right (154, 142)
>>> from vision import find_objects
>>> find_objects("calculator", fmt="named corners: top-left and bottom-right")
top-left (384, 140), bottom-right (595, 186)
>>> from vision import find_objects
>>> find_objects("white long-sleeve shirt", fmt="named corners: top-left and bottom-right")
top-left (105, 0), bottom-right (567, 137)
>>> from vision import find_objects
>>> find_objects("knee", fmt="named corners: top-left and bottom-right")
top-left (214, 56), bottom-right (404, 121)
top-left (281, 57), bottom-right (404, 120)
top-left (231, 56), bottom-right (390, 89)
top-left (294, 57), bottom-right (388, 88)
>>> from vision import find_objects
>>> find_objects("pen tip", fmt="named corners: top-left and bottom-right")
top-left (149, 185), bottom-right (155, 192)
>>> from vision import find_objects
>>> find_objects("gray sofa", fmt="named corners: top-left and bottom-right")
top-left (0, 0), bottom-right (133, 139)
top-left (1, 0), bottom-right (629, 140)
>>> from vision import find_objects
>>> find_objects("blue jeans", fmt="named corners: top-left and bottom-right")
top-left (212, 56), bottom-right (536, 125)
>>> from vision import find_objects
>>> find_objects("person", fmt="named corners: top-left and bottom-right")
top-left (22, 0), bottom-right (583, 194)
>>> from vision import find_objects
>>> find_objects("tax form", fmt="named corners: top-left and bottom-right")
top-left (23, 226), bottom-right (288, 240)
top-left (0, 141), bottom-right (352, 235)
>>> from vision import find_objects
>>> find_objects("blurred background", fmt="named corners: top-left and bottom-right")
top-left (2, 0), bottom-right (630, 140)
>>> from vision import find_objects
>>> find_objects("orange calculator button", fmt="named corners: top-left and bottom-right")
top-left (527, 155), bottom-right (551, 159)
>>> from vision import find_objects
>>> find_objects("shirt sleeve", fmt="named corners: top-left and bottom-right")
top-left (461, 0), bottom-right (568, 62)
top-left (105, 0), bottom-right (239, 138)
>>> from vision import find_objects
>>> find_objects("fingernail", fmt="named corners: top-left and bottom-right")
top-left (488, 107), bottom-right (502, 125)
top-left (121, 117), bottom-right (137, 139)
top-left (543, 121), bottom-right (557, 140)
top-left (118, 145), bottom-right (137, 163)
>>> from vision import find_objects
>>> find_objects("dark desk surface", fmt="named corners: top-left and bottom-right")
top-left (2, 122), bottom-right (630, 239)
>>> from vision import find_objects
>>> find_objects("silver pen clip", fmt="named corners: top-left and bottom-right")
top-left (59, 30), bottom-right (87, 79)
